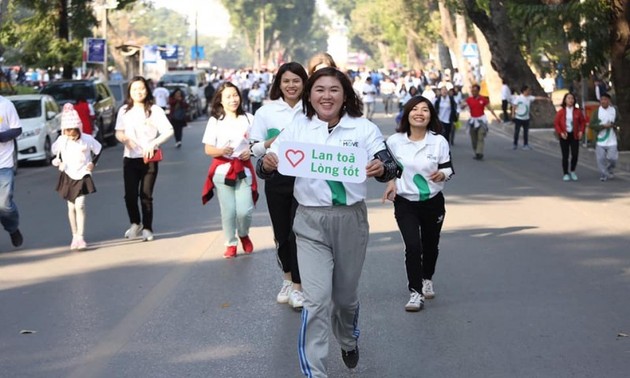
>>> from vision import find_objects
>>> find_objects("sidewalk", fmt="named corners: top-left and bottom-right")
top-left (489, 120), bottom-right (630, 174)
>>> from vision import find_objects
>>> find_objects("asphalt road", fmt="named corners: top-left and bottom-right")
top-left (1, 106), bottom-right (629, 378)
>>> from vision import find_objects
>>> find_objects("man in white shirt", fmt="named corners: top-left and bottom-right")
top-left (361, 77), bottom-right (377, 120)
top-left (152, 82), bottom-right (169, 111)
top-left (588, 93), bottom-right (619, 181)
top-left (500, 81), bottom-right (512, 122)
top-left (0, 96), bottom-right (23, 247)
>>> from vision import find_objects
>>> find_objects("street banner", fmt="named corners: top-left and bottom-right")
top-left (159, 45), bottom-right (179, 60)
top-left (85, 38), bottom-right (106, 64)
top-left (143, 45), bottom-right (159, 63)
top-left (278, 142), bottom-right (367, 183)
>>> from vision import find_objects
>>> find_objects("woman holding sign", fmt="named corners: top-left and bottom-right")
top-left (382, 96), bottom-right (453, 312)
top-left (251, 62), bottom-right (309, 309)
top-left (202, 82), bottom-right (257, 259)
top-left (259, 67), bottom-right (399, 377)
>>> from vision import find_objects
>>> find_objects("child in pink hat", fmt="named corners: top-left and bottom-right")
top-left (51, 103), bottom-right (102, 250)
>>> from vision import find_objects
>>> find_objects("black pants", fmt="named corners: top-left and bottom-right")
top-left (440, 121), bottom-right (452, 144)
top-left (123, 157), bottom-right (158, 231)
top-left (394, 193), bottom-right (445, 293)
top-left (559, 133), bottom-right (579, 174)
top-left (171, 120), bottom-right (186, 143)
top-left (265, 174), bottom-right (300, 284)
top-left (502, 100), bottom-right (510, 122)
top-left (513, 118), bottom-right (529, 146)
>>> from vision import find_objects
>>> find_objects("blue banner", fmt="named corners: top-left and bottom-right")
top-left (143, 45), bottom-right (159, 63)
top-left (160, 45), bottom-right (179, 60)
top-left (191, 46), bottom-right (205, 60)
top-left (86, 38), bottom-right (106, 64)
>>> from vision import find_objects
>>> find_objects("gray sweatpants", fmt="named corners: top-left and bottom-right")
top-left (295, 202), bottom-right (369, 378)
top-left (595, 144), bottom-right (618, 176)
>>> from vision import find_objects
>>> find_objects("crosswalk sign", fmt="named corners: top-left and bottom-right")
top-left (462, 43), bottom-right (479, 58)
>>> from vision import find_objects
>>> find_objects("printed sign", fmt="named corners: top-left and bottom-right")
top-left (278, 142), bottom-right (367, 183)
top-left (85, 38), bottom-right (106, 64)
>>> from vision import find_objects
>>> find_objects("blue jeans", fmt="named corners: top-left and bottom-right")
top-left (0, 168), bottom-right (19, 233)
top-left (212, 174), bottom-right (254, 246)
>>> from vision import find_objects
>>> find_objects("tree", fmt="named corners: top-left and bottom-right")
top-left (611, 0), bottom-right (630, 150)
top-left (0, 0), bottom-right (138, 79)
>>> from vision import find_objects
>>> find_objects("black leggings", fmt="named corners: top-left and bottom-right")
top-left (266, 174), bottom-right (300, 284)
top-left (394, 193), bottom-right (445, 293)
top-left (559, 133), bottom-right (579, 174)
top-left (123, 157), bottom-right (158, 231)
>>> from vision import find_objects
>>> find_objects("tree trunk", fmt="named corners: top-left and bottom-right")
top-left (57, 0), bottom-right (73, 79)
top-left (474, 25), bottom-right (502, 106)
top-left (406, 31), bottom-right (422, 71)
top-left (611, 0), bottom-right (630, 150)
top-left (455, 13), bottom-right (473, 95)
top-left (463, 0), bottom-right (556, 127)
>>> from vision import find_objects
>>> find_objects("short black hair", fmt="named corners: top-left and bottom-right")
top-left (600, 93), bottom-right (612, 100)
top-left (303, 67), bottom-right (362, 119)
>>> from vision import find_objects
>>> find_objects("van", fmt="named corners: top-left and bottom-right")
top-left (160, 70), bottom-right (207, 111)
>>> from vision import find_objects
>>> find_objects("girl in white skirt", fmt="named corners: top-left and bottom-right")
top-left (52, 103), bottom-right (102, 250)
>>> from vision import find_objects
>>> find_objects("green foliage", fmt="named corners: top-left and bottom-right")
top-left (220, 0), bottom-right (327, 64)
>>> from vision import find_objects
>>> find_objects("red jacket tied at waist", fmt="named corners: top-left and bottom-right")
top-left (202, 156), bottom-right (258, 205)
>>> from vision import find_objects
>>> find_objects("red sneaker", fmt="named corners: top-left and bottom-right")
top-left (239, 236), bottom-right (254, 254)
top-left (223, 246), bottom-right (237, 259)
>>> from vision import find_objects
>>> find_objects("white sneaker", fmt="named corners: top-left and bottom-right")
top-left (422, 279), bottom-right (435, 299)
top-left (405, 290), bottom-right (424, 312)
top-left (288, 290), bottom-right (305, 309)
top-left (142, 229), bottom-right (154, 241)
top-left (276, 280), bottom-right (292, 304)
top-left (124, 223), bottom-right (143, 239)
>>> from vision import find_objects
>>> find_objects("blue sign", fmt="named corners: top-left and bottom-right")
top-left (86, 38), bottom-right (106, 64)
top-left (462, 43), bottom-right (479, 59)
top-left (160, 45), bottom-right (179, 60)
top-left (191, 46), bottom-right (205, 60)
top-left (143, 45), bottom-right (159, 63)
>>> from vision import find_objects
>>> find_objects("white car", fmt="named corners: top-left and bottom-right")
top-left (8, 94), bottom-right (61, 165)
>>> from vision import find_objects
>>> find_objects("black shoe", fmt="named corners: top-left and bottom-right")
top-left (472, 153), bottom-right (483, 160)
top-left (341, 346), bottom-right (359, 369)
top-left (10, 229), bottom-right (23, 247)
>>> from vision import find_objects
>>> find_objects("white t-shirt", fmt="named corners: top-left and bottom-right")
top-left (249, 99), bottom-right (303, 158)
top-left (512, 94), bottom-right (536, 120)
top-left (386, 132), bottom-right (453, 201)
top-left (115, 105), bottom-right (174, 158)
top-left (595, 106), bottom-right (617, 147)
top-left (361, 83), bottom-right (377, 103)
top-left (268, 115), bottom-right (386, 207)
top-left (565, 107), bottom-right (574, 133)
top-left (202, 113), bottom-right (254, 175)
top-left (0, 97), bottom-right (22, 169)
top-left (380, 81), bottom-right (396, 96)
top-left (435, 95), bottom-right (453, 124)
top-left (51, 134), bottom-right (102, 180)
top-left (153, 87), bottom-right (170, 108)
top-left (501, 85), bottom-right (511, 101)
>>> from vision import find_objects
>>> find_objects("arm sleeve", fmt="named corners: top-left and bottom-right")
top-left (249, 110), bottom-right (268, 158)
top-left (0, 127), bottom-right (22, 143)
top-left (437, 138), bottom-right (454, 180)
top-left (0, 102), bottom-right (22, 142)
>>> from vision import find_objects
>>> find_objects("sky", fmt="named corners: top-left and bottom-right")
top-left (149, 0), bottom-right (232, 42)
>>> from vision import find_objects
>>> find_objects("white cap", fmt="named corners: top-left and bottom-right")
top-left (61, 103), bottom-right (82, 130)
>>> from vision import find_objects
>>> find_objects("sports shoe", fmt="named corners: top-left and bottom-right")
top-left (142, 229), bottom-right (154, 241)
top-left (570, 172), bottom-right (578, 181)
top-left (124, 223), bottom-right (143, 239)
top-left (562, 174), bottom-right (571, 182)
top-left (288, 289), bottom-right (305, 309)
top-left (522, 145), bottom-right (532, 150)
top-left (422, 279), bottom-right (435, 299)
top-left (405, 290), bottom-right (424, 312)
top-left (341, 346), bottom-right (359, 369)
top-left (175, 141), bottom-right (182, 148)
top-left (223, 246), bottom-right (237, 259)
top-left (600, 174), bottom-right (608, 182)
top-left (75, 237), bottom-right (87, 250)
top-left (512, 144), bottom-right (518, 150)
top-left (277, 280), bottom-right (293, 303)
top-left (10, 229), bottom-right (23, 247)
top-left (70, 236), bottom-right (79, 250)
top-left (239, 235), bottom-right (254, 254)
top-left (607, 171), bottom-right (615, 180)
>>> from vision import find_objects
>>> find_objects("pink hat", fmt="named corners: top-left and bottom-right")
top-left (61, 103), bottom-right (82, 130)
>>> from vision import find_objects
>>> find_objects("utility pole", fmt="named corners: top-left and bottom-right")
top-left (259, 0), bottom-right (265, 69)
top-left (194, 10), bottom-right (199, 70)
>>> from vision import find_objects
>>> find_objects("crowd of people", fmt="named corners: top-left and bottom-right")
top-left (0, 52), bottom-right (620, 378)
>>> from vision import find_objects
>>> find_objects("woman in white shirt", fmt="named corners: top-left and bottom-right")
top-left (202, 82), bottom-right (256, 259)
top-left (115, 76), bottom-right (174, 242)
top-left (250, 62), bottom-right (308, 309)
top-left (383, 96), bottom-right (454, 312)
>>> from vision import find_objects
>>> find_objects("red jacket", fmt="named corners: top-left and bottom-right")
top-left (554, 107), bottom-right (586, 138)
top-left (74, 101), bottom-right (93, 134)
top-left (202, 157), bottom-right (258, 205)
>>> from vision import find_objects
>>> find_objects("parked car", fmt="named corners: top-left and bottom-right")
top-left (107, 80), bottom-right (129, 112)
top-left (41, 79), bottom-right (117, 145)
top-left (8, 94), bottom-right (61, 165)
top-left (160, 70), bottom-right (208, 111)
top-left (163, 83), bottom-right (200, 121)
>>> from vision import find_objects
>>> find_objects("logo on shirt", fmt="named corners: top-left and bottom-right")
top-left (341, 140), bottom-right (359, 147)
top-left (426, 153), bottom-right (438, 162)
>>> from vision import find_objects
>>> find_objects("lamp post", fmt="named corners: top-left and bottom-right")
top-left (98, 0), bottom-right (119, 81)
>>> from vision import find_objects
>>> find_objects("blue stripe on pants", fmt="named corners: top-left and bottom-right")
top-left (298, 309), bottom-right (313, 377)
